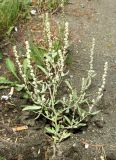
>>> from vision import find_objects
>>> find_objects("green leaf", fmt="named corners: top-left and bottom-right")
top-left (65, 80), bottom-right (72, 90)
top-left (22, 105), bottom-right (42, 111)
top-left (6, 26), bottom-right (14, 36)
top-left (23, 92), bottom-right (29, 99)
top-left (56, 124), bottom-right (60, 133)
top-left (15, 84), bottom-right (25, 91)
top-left (85, 76), bottom-right (92, 90)
top-left (77, 123), bottom-right (86, 127)
top-left (30, 42), bottom-right (46, 66)
top-left (0, 76), bottom-right (14, 84)
top-left (0, 52), bottom-right (3, 60)
top-left (45, 127), bottom-right (55, 134)
top-left (37, 65), bottom-right (48, 76)
top-left (52, 136), bottom-right (59, 142)
top-left (81, 76), bottom-right (92, 92)
top-left (89, 110), bottom-right (101, 115)
top-left (64, 116), bottom-right (71, 124)
top-left (6, 58), bottom-right (19, 80)
top-left (78, 106), bottom-right (86, 118)
top-left (53, 40), bottom-right (61, 51)
top-left (66, 53), bottom-right (72, 65)
top-left (60, 131), bottom-right (71, 142)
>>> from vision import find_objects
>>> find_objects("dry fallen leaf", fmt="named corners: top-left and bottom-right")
top-left (12, 125), bottom-right (28, 132)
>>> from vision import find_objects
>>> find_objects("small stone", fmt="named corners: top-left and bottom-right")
top-left (73, 143), bottom-right (76, 147)
top-left (70, 75), bottom-right (73, 78)
top-left (14, 27), bottom-right (18, 32)
top-left (80, 4), bottom-right (85, 8)
top-left (30, 9), bottom-right (37, 15)
top-left (85, 143), bottom-right (89, 149)
top-left (1, 95), bottom-right (9, 101)
top-left (100, 156), bottom-right (105, 160)
top-left (94, 120), bottom-right (105, 128)
top-left (82, 131), bottom-right (86, 134)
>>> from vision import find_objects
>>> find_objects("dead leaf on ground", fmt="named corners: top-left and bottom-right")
top-left (12, 125), bottom-right (28, 132)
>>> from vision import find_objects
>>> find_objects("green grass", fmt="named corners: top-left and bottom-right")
top-left (0, 0), bottom-right (19, 39)
top-left (0, 0), bottom-right (30, 40)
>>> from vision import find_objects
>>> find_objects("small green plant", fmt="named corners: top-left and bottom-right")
top-left (0, 14), bottom-right (108, 143)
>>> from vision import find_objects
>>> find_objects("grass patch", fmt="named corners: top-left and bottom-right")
top-left (0, 0), bottom-right (19, 39)
top-left (0, 0), bottom-right (31, 40)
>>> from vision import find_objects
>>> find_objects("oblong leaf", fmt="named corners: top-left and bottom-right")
top-left (64, 115), bottom-right (71, 124)
top-left (22, 105), bottom-right (41, 111)
top-left (89, 110), bottom-right (101, 115)
top-left (45, 127), bottom-right (55, 134)
top-left (6, 58), bottom-right (19, 80)
top-left (0, 76), bottom-right (13, 84)
top-left (37, 65), bottom-right (48, 76)
top-left (65, 80), bottom-right (72, 90)
top-left (0, 52), bottom-right (3, 60)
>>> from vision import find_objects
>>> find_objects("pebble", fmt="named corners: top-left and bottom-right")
top-left (30, 9), bottom-right (37, 15)
top-left (14, 27), bottom-right (18, 32)
top-left (80, 4), bottom-right (85, 8)
top-left (94, 120), bottom-right (105, 128)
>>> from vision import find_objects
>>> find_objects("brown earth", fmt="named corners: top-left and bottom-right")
top-left (53, 0), bottom-right (116, 160)
top-left (0, 0), bottom-right (116, 160)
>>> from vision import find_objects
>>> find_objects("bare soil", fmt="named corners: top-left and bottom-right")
top-left (0, 0), bottom-right (116, 160)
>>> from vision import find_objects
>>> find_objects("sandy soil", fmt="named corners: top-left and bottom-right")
top-left (53, 0), bottom-right (116, 159)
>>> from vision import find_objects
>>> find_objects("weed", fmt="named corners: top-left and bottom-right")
top-left (0, 14), bottom-right (108, 143)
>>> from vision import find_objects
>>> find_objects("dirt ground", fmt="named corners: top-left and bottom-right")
top-left (0, 0), bottom-right (116, 160)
